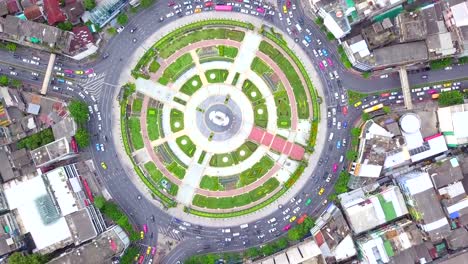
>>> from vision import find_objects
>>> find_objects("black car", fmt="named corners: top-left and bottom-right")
top-left (32, 76), bottom-right (38, 80)
top-left (150, 215), bottom-right (155, 222)
top-left (102, 53), bottom-right (109, 59)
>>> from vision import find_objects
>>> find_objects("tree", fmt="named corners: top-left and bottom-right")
top-left (261, 244), bottom-right (275, 256)
top-left (276, 237), bottom-right (288, 250)
top-left (361, 71), bottom-right (371, 79)
top-left (10, 79), bottom-right (22, 89)
top-left (350, 127), bottom-right (361, 138)
top-left (8, 252), bottom-right (48, 264)
top-left (74, 128), bottom-right (90, 148)
top-left (83, 0), bottom-right (96, 10)
top-left (119, 246), bottom-right (139, 264)
top-left (0, 75), bottom-right (9, 86)
top-left (362, 112), bottom-right (371, 121)
top-left (57, 21), bottom-right (73, 31)
top-left (68, 100), bottom-right (89, 124)
top-left (315, 17), bottom-right (324, 25)
top-left (430, 57), bottom-right (452, 70)
top-left (346, 150), bottom-right (358, 161)
top-left (326, 32), bottom-right (335, 41)
top-left (107, 27), bottom-right (117, 36)
top-left (287, 226), bottom-right (303, 241)
top-left (141, 0), bottom-right (155, 8)
top-left (334, 171), bottom-right (350, 194)
top-left (439, 90), bottom-right (464, 107)
top-left (94, 195), bottom-right (106, 209)
top-left (382, 106), bottom-right (391, 114)
top-left (302, 216), bottom-right (316, 230)
top-left (6, 43), bottom-right (17, 52)
top-left (245, 247), bottom-right (260, 258)
top-left (117, 13), bottom-right (128, 25)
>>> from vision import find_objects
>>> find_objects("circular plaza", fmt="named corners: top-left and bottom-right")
top-left (121, 20), bottom-right (321, 218)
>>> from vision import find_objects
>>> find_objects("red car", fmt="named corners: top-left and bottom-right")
top-left (327, 58), bottom-right (333, 66)
top-left (283, 224), bottom-right (292, 231)
top-left (143, 224), bottom-right (148, 233)
top-left (381, 92), bottom-right (390, 97)
top-left (428, 89), bottom-right (437, 94)
top-left (205, 1), bottom-right (213, 7)
top-left (342, 106), bottom-right (348, 115)
top-left (286, 0), bottom-right (291, 8)
top-left (138, 255), bottom-right (145, 264)
top-left (151, 247), bottom-right (157, 255)
top-left (297, 214), bottom-right (308, 224)
top-left (319, 62), bottom-right (325, 70)
top-left (85, 68), bottom-right (94, 74)
top-left (167, 0), bottom-right (175, 6)
top-left (333, 163), bottom-right (338, 172)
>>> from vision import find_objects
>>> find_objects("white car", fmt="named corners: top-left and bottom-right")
top-left (278, 12), bottom-right (282, 20)
top-left (22, 58), bottom-right (30, 63)
top-left (302, 40), bottom-right (309, 47)
top-left (268, 228), bottom-right (277, 233)
top-left (97, 112), bottom-right (102, 121)
top-left (10, 71), bottom-right (17, 76)
top-left (332, 108), bottom-right (336, 115)
top-left (116, 26), bottom-right (124, 33)
top-left (185, 5), bottom-right (192, 9)
top-left (88, 73), bottom-right (96, 77)
top-left (91, 95), bottom-right (96, 102)
top-left (283, 215), bottom-right (290, 221)
top-left (286, 27), bottom-right (292, 35)
top-left (54, 66), bottom-right (62, 71)
top-left (380, 74), bottom-right (389, 79)
top-left (88, 106), bottom-right (93, 114)
top-left (185, 10), bottom-right (193, 15)
top-left (292, 207), bottom-right (300, 214)
top-left (83, 90), bottom-right (89, 95)
top-left (313, 49), bottom-right (318, 57)
top-left (166, 12), bottom-right (174, 18)
top-left (78, 92), bottom-right (85, 99)
top-left (292, 4), bottom-right (296, 9)
top-left (333, 70), bottom-right (339, 79)
top-left (370, 100), bottom-right (378, 105)
top-left (257, 234), bottom-right (265, 239)
top-left (295, 199), bottom-right (302, 205)
top-left (286, 17), bottom-right (291, 25)
top-left (337, 122), bottom-right (341, 130)
top-left (322, 60), bottom-right (328, 67)
top-left (329, 72), bottom-right (334, 80)
top-left (93, 104), bottom-right (98, 112)
top-left (305, 28), bottom-right (312, 35)
top-left (32, 56), bottom-right (40, 61)
top-left (267, 218), bottom-right (276, 224)
top-left (172, 229), bottom-right (180, 234)
top-left (282, 208), bottom-right (290, 215)
top-left (31, 72), bottom-right (39, 76)
top-left (288, 11), bottom-right (293, 18)
top-left (179, 226), bottom-right (187, 230)
top-left (416, 92), bottom-right (425, 96)
top-left (66, 86), bottom-right (74, 91)
top-left (66, 80), bottom-right (73, 85)
top-left (52, 86), bottom-right (60, 90)
top-left (225, 237), bottom-right (231, 242)
top-left (221, 228), bottom-right (231, 233)
top-left (100, 144), bottom-right (105, 152)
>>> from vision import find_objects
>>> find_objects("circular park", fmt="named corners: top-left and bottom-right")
top-left (120, 19), bottom-right (321, 218)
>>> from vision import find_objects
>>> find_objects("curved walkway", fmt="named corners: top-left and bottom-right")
top-left (114, 12), bottom-right (328, 225)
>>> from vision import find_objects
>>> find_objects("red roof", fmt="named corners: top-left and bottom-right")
top-left (69, 26), bottom-right (94, 53)
top-left (43, 0), bottom-right (66, 25)
top-left (24, 5), bottom-right (43, 20)
top-left (7, 0), bottom-right (20, 14)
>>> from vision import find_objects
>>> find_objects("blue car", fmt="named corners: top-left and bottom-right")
top-left (304, 35), bottom-right (312, 43)
top-left (336, 140), bottom-right (341, 149)
top-left (95, 143), bottom-right (100, 151)
top-left (322, 49), bottom-right (328, 56)
top-left (57, 78), bottom-right (65, 83)
top-left (343, 121), bottom-right (348, 128)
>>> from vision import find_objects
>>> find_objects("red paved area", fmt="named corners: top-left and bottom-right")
top-left (271, 136), bottom-right (286, 153)
top-left (262, 133), bottom-right (274, 146)
top-left (249, 126), bottom-right (264, 142)
top-left (290, 145), bottom-right (305, 161)
top-left (248, 126), bottom-right (305, 160)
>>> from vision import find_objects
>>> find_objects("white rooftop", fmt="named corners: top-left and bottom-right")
top-left (350, 39), bottom-right (371, 57)
top-left (453, 111), bottom-right (468, 138)
top-left (421, 217), bottom-right (449, 232)
top-left (447, 197), bottom-right (468, 215)
top-left (410, 135), bottom-right (448, 163)
top-left (400, 171), bottom-right (434, 195)
top-left (47, 167), bottom-right (79, 216)
top-left (451, 1), bottom-right (468, 27)
top-left (438, 181), bottom-right (465, 198)
top-left (324, 13), bottom-right (346, 39)
top-left (356, 163), bottom-right (382, 177)
top-left (333, 235), bottom-right (357, 261)
top-left (4, 175), bottom-right (72, 252)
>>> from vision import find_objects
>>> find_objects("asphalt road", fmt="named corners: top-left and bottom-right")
top-left (1, 0), bottom-right (467, 263)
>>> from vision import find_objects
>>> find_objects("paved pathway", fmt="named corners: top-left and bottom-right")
top-left (190, 50), bottom-right (209, 86)
top-left (113, 11), bottom-right (329, 226)
top-left (248, 126), bottom-right (305, 160)
top-left (226, 31), bottom-right (262, 84)
top-left (177, 148), bottom-right (206, 205)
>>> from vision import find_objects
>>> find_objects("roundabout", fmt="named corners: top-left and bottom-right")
top-left (119, 18), bottom-right (322, 219)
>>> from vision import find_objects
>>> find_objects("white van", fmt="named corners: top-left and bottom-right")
top-left (328, 133), bottom-right (334, 141)
top-left (339, 155), bottom-right (344, 163)
top-left (295, 23), bottom-right (302, 32)
top-left (240, 224), bottom-right (249, 229)
top-left (302, 39), bottom-right (309, 47)
top-left (233, 232), bottom-right (240, 237)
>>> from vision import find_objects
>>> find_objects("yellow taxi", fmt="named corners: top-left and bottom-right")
top-left (101, 162), bottom-right (107, 170)
top-left (195, 8), bottom-right (201, 13)
top-left (289, 216), bottom-right (297, 222)
top-left (354, 101), bottom-right (362, 108)
top-left (443, 83), bottom-right (452, 87)
top-left (283, 5), bottom-right (287, 13)
top-left (146, 246), bottom-right (151, 255)
top-left (74, 70), bottom-right (84, 75)
top-left (318, 188), bottom-right (325, 196)
top-left (140, 231), bottom-right (144, 239)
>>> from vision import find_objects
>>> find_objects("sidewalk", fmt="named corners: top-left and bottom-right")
top-left (111, 12), bottom-right (329, 226)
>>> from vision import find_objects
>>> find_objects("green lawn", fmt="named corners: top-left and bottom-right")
top-left (132, 98), bottom-right (142, 113)
top-left (128, 117), bottom-right (144, 150)
top-left (242, 79), bottom-right (263, 102)
top-left (205, 69), bottom-right (229, 83)
top-left (162, 53), bottom-right (194, 82)
top-left (238, 156), bottom-right (274, 187)
top-left (218, 45), bottom-right (238, 58)
top-left (146, 108), bottom-right (160, 141)
top-left (210, 153), bottom-right (235, 167)
top-left (253, 103), bottom-right (268, 128)
top-left (149, 59), bottom-right (160, 73)
top-left (232, 141), bottom-right (258, 163)
top-left (176, 135), bottom-right (196, 157)
top-left (251, 57), bottom-right (272, 76)
top-left (274, 90), bottom-right (291, 128)
top-left (170, 109), bottom-right (184, 132)
top-left (199, 175), bottom-right (224, 191)
top-left (144, 162), bottom-right (178, 196)
top-left (158, 28), bottom-right (245, 58)
top-left (259, 41), bottom-right (309, 119)
top-left (180, 75), bottom-right (203, 95)
top-left (167, 161), bottom-right (186, 179)
top-left (192, 178), bottom-right (280, 209)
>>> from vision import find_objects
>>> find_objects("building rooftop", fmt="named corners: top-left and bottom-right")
top-left (69, 26), bottom-right (94, 53)
top-left (254, 238), bottom-right (325, 264)
top-left (30, 137), bottom-right (72, 167)
top-left (340, 185), bottom-right (409, 234)
top-left (437, 251), bottom-right (468, 264)
top-left (437, 103), bottom-right (468, 147)
top-left (48, 225), bottom-right (129, 264)
top-left (428, 158), bottom-right (463, 189)
top-left (0, 212), bottom-right (24, 256)
top-left (65, 208), bottom-right (98, 245)
top-left (373, 41), bottom-right (429, 67)
top-left (51, 117), bottom-right (76, 140)
top-left (43, 0), bottom-right (66, 25)
top-left (23, 5), bottom-right (43, 20)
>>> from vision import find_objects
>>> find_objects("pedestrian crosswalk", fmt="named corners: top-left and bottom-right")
top-left (158, 225), bottom-right (184, 241)
top-left (77, 72), bottom-right (106, 100)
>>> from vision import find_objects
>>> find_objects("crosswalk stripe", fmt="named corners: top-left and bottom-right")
top-left (78, 73), bottom-right (106, 100)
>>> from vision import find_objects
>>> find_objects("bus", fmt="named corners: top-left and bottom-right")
top-left (215, 5), bottom-right (232, 11)
top-left (363, 103), bottom-right (383, 113)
